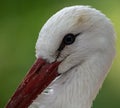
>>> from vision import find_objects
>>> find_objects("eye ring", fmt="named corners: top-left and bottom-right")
top-left (63, 33), bottom-right (76, 45)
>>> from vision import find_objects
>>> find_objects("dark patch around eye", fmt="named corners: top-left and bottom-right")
top-left (57, 33), bottom-right (80, 52)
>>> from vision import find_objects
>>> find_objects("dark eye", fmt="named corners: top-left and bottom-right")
top-left (57, 33), bottom-right (80, 52)
top-left (63, 34), bottom-right (75, 45)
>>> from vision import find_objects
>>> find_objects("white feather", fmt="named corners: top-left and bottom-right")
top-left (30, 5), bottom-right (116, 108)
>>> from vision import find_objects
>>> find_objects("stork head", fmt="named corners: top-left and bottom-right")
top-left (6, 6), bottom-right (115, 108)
top-left (36, 6), bottom-right (115, 73)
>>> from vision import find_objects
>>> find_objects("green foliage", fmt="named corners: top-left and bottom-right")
top-left (0, 0), bottom-right (120, 107)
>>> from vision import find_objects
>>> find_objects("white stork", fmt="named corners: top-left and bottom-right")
top-left (6, 5), bottom-right (116, 108)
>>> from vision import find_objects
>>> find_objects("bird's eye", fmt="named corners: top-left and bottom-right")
top-left (57, 33), bottom-right (80, 52)
top-left (63, 34), bottom-right (76, 45)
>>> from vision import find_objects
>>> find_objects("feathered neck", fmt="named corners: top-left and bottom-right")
top-left (30, 52), bottom-right (114, 108)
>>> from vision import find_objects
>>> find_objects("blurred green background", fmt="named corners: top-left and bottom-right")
top-left (0, 0), bottom-right (120, 107)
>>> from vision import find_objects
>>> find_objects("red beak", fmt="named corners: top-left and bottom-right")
top-left (6, 58), bottom-right (61, 108)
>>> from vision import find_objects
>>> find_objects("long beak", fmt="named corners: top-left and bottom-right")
top-left (5, 58), bottom-right (61, 108)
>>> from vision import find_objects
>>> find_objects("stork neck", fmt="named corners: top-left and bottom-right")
top-left (58, 53), bottom-right (112, 108)
top-left (30, 53), bottom-right (113, 108)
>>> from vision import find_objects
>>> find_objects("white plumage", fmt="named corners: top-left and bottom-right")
top-left (30, 6), bottom-right (115, 108)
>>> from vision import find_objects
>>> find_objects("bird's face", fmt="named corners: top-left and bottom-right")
top-left (36, 6), bottom-right (115, 74)
top-left (6, 6), bottom-right (115, 108)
